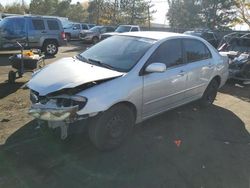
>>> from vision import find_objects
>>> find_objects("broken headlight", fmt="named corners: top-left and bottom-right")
top-left (52, 95), bottom-right (87, 110)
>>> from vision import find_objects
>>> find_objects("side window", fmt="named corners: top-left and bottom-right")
top-left (5, 18), bottom-right (26, 35)
top-left (183, 39), bottom-right (211, 63)
top-left (107, 27), bottom-right (114, 32)
top-left (74, 24), bottom-right (80, 30)
top-left (31, 19), bottom-right (45, 30)
top-left (47, 20), bottom-right (59, 30)
top-left (202, 33), bottom-right (215, 40)
top-left (131, 27), bottom-right (138, 32)
top-left (148, 39), bottom-right (183, 68)
top-left (82, 24), bottom-right (88, 30)
top-left (100, 27), bottom-right (107, 33)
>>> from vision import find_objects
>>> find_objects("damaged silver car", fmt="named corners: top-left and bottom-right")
top-left (27, 32), bottom-right (228, 151)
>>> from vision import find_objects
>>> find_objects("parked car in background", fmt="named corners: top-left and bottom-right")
top-left (63, 22), bottom-right (93, 40)
top-left (79, 25), bottom-right (115, 43)
top-left (100, 24), bottom-right (140, 40)
top-left (0, 15), bottom-right (66, 55)
top-left (27, 32), bottom-right (228, 151)
top-left (184, 29), bottom-right (219, 48)
top-left (88, 24), bottom-right (96, 29)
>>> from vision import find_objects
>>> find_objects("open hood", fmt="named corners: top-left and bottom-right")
top-left (27, 57), bottom-right (124, 96)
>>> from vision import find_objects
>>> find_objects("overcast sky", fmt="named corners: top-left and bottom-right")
top-left (1, 0), bottom-right (168, 24)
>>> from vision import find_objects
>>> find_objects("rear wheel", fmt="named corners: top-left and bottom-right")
top-left (200, 79), bottom-right (219, 107)
top-left (8, 71), bottom-right (16, 84)
top-left (88, 104), bottom-right (135, 151)
top-left (43, 40), bottom-right (58, 56)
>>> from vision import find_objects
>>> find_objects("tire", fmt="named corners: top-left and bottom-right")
top-left (200, 79), bottom-right (219, 107)
top-left (8, 71), bottom-right (16, 84)
top-left (92, 37), bottom-right (99, 44)
top-left (43, 40), bottom-right (58, 56)
top-left (88, 104), bottom-right (135, 151)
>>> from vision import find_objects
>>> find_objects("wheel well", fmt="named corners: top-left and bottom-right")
top-left (43, 39), bottom-right (58, 46)
top-left (65, 33), bottom-right (71, 37)
top-left (212, 75), bottom-right (221, 86)
top-left (113, 102), bottom-right (137, 120)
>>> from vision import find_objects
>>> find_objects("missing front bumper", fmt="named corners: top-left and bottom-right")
top-left (29, 104), bottom-right (78, 121)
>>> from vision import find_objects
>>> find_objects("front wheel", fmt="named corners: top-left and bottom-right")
top-left (199, 79), bottom-right (219, 107)
top-left (88, 104), bottom-right (135, 151)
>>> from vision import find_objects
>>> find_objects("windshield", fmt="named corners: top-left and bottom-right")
top-left (115, 26), bottom-right (131, 33)
top-left (90, 26), bottom-right (101, 32)
top-left (62, 21), bottom-right (73, 29)
top-left (79, 35), bottom-right (156, 72)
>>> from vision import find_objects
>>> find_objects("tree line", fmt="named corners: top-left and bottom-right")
top-left (0, 0), bottom-right (249, 29)
top-left (167, 0), bottom-right (250, 30)
top-left (0, 0), bottom-right (154, 25)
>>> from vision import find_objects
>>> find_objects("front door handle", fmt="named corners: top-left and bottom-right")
top-left (178, 70), bottom-right (185, 76)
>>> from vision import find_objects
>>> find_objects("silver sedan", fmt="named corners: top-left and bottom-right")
top-left (28, 32), bottom-right (229, 151)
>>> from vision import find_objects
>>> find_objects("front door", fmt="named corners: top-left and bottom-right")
top-left (142, 39), bottom-right (188, 119)
top-left (0, 17), bottom-right (27, 50)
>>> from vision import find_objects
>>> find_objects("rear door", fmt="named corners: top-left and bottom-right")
top-left (27, 18), bottom-right (47, 48)
top-left (183, 39), bottom-right (214, 98)
top-left (45, 19), bottom-right (61, 41)
top-left (142, 39), bottom-right (188, 118)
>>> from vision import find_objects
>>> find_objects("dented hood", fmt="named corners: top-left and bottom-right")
top-left (27, 57), bottom-right (124, 96)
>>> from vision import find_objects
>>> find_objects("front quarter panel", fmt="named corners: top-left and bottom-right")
top-left (76, 73), bottom-right (143, 122)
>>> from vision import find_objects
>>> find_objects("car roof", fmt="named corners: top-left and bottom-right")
top-left (119, 25), bottom-right (139, 27)
top-left (4, 15), bottom-right (60, 20)
top-left (118, 31), bottom-right (191, 41)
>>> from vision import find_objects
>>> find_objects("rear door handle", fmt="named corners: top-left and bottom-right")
top-left (178, 70), bottom-right (185, 76)
top-left (41, 31), bottom-right (47, 34)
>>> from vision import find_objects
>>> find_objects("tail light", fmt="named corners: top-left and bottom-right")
top-left (61, 32), bottom-right (66, 39)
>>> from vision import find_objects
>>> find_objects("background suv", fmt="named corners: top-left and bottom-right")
top-left (184, 29), bottom-right (219, 48)
top-left (79, 26), bottom-right (115, 43)
top-left (0, 15), bottom-right (66, 56)
top-left (63, 22), bottom-right (95, 40)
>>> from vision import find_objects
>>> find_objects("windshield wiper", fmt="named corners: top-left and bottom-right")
top-left (88, 58), bottom-right (116, 70)
top-left (75, 54), bottom-right (91, 64)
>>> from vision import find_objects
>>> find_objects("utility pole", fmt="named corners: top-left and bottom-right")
top-left (147, 5), bottom-right (150, 29)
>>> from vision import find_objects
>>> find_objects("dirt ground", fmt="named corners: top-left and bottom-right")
top-left (0, 41), bottom-right (249, 188)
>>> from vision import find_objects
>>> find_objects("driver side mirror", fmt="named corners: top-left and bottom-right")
top-left (145, 63), bottom-right (166, 73)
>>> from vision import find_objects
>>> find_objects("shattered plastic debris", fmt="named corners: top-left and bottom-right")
top-left (202, 165), bottom-right (206, 169)
top-left (192, 108), bottom-right (198, 111)
top-left (174, 139), bottom-right (182, 147)
top-left (224, 141), bottom-right (230, 145)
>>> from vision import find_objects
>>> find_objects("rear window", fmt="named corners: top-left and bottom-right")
top-left (47, 20), bottom-right (59, 30)
top-left (31, 19), bottom-right (45, 30)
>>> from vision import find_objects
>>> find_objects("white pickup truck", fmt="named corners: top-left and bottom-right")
top-left (100, 25), bottom-right (140, 40)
